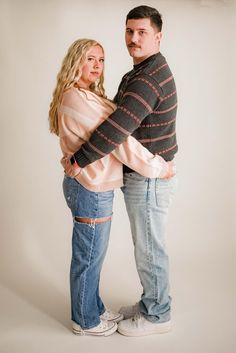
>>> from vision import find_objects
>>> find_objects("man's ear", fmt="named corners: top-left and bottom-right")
top-left (156, 31), bottom-right (163, 43)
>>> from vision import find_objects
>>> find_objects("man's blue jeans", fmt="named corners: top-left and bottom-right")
top-left (121, 172), bottom-right (177, 323)
top-left (63, 176), bottom-right (114, 329)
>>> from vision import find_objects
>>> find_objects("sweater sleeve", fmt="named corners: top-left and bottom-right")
top-left (73, 74), bottom-right (163, 167)
top-left (111, 135), bottom-right (168, 178)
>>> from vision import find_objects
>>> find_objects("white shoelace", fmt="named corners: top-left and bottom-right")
top-left (97, 320), bottom-right (109, 329)
top-left (131, 312), bottom-right (143, 327)
top-left (101, 308), bottom-right (118, 320)
top-left (101, 309), bottom-right (111, 319)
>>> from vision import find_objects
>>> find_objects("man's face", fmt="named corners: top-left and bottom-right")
top-left (125, 18), bottom-right (162, 64)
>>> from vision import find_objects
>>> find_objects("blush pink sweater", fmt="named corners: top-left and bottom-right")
top-left (58, 87), bottom-right (168, 192)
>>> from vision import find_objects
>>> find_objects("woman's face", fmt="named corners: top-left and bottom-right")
top-left (78, 45), bottom-right (104, 89)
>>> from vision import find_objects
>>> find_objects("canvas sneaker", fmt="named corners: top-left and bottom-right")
top-left (100, 308), bottom-right (124, 323)
top-left (117, 313), bottom-right (171, 337)
top-left (72, 319), bottom-right (117, 336)
top-left (118, 302), bottom-right (139, 319)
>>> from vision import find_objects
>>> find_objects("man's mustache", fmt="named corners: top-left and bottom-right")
top-left (128, 43), bottom-right (141, 48)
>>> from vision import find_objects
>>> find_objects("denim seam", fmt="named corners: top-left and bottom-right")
top-left (80, 224), bottom-right (96, 328)
top-left (154, 178), bottom-right (160, 303)
top-left (81, 192), bottom-right (99, 327)
top-left (146, 180), bottom-right (158, 302)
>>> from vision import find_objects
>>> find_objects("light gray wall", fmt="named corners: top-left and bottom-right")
top-left (0, 0), bottom-right (235, 324)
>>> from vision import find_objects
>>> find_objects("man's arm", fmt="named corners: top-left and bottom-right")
top-left (72, 74), bottom-right (163, 168)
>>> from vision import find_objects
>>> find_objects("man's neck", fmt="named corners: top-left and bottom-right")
top-left (133, 50), bottom-right (160, 65)
top-left (133, 52), bottom-right (160, 66)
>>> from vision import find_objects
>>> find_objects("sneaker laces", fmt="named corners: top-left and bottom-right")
top-left (131, 312), bottom-right (143, 327)
top-left (101, 308), bottom-right (116, 320)
top-left (98, 319), bottom-right (109, 329)
top-left (102, 309), bottom-right (111, 318)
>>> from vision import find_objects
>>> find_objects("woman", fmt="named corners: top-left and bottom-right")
top-left (49, 39), bottom-right (173, 337)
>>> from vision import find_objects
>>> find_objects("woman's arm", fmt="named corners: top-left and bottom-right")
top-left (111, 135), bottom-right (174, 179)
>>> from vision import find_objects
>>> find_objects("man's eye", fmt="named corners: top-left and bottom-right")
top-left (100, 59), bottom-right (104, 62)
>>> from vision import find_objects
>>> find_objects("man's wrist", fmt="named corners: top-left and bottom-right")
top-left (70, 155), bottom-right (77, 166)
top-left (70, 155), bottom-right (82, 177)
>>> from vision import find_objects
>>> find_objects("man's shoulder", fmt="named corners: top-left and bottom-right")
top-left (145, 53), bottom-right (170, 75)
top-left (121, 67), bottom-right (134, 81)
top-left (141, 53), bottom-right (174, 89)
top-left (121, 53), bottom-right (174, 93)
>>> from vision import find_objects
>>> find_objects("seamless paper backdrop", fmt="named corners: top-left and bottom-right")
top-left (0, 1), bottom-right (235, 352)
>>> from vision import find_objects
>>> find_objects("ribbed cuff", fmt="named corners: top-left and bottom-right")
top-left (73, 150), bottom-right (91, 168)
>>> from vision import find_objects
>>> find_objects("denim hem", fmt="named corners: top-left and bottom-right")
top-left (73, 318), bottom-right (101, 330)
top-left (141, 312), bottom-right (171, 324)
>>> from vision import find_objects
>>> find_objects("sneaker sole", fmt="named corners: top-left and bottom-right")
top-left (117, 322), bottom-right (171, 337)
top-left (72, 323), bottom-right (117, 337)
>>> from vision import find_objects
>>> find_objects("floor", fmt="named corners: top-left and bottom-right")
top-left (1, 266), bottom-right (235, 353)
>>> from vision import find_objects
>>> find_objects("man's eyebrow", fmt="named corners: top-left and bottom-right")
top-left (126, 27), bottom-right (148, 31)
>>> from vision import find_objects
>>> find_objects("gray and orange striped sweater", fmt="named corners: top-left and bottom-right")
top-left (73, 52), bottom-right (178, 171)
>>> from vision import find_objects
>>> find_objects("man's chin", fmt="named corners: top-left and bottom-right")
top-left (128, 50), bottom-right (140, 58)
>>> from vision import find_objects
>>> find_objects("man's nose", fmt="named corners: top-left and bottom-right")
top-left (131, 32), bottom-right (139, 43)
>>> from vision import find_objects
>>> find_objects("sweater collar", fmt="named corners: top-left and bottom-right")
top-left (133, 52), bottom-right (161, 71)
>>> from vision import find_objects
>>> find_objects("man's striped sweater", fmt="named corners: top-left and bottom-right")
top-left (73, 52), bottom-right (178, 171)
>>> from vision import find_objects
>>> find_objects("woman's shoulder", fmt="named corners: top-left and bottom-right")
top-left (62, 87), bottom-right (101, 104)
top-left (62, 86), bottom-right (83, 100)
top-left (62, 86), bottom-right (116, 111)
top-left (61, 87), bottom-right (88, 109)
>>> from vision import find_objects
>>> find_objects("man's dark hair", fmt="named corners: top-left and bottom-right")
top-left (126, 5), bottom-right (163, 32)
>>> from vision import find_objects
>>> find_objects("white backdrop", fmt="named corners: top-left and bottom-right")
top-left (0, 1), bottom-right (235, 352)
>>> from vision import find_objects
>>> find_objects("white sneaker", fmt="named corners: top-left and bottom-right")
top-left (118, 303), bottom-right (139, 319)
top-left (72, 319), bottom-right (117, 336)
top-left (100, 308), bottom-right (124, 323)
top-left (118, 313), bottom-right (171, 337)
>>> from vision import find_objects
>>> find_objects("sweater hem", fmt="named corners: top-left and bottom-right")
top-left (75, 175), bottom-right (123, 192)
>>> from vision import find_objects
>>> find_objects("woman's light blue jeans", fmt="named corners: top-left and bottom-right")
top-left (121, 172), bottom-right (177, 323)
top-left (63, 176), bottom-right (114, 329)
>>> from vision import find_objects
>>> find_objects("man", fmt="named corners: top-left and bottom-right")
top-left (70, 5), bottom-right (178, 336)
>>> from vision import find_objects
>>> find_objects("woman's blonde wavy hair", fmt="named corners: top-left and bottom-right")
top-left (49, 38), bottom-right (106, 135)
